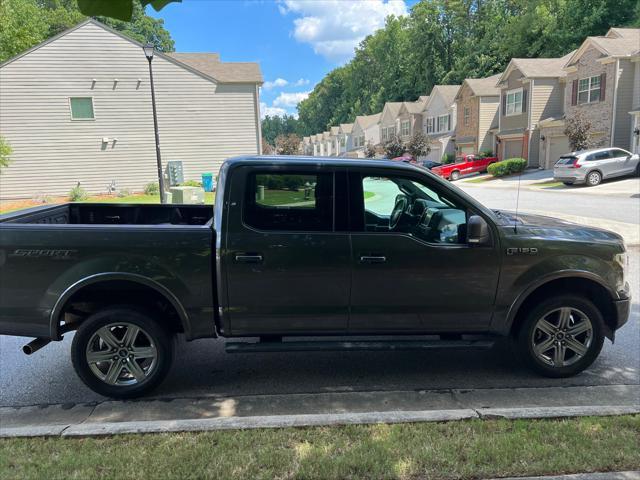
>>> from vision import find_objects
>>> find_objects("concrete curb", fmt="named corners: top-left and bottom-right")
top-left (494, 471), bottom-right (640, 480)
top-left (1, 404), bottom-right (638, 438)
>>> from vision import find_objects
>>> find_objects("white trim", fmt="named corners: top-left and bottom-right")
top-left (577, 75), bottom-right (602, 104)
top-left (255, 84), bottom-right (262, 154)
top-left (611, 59), bottom-right (619, 147)
top-left (68, 96), bottom-right (95, 121)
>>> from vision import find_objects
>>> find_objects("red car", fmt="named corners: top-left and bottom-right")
top-left (431, 154), bottom-right (498, 181)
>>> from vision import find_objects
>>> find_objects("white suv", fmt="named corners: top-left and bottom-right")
top-left (553, 147), bottom-right (640, 186)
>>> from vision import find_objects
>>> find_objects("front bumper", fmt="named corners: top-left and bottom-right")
top-left (613, 296), bottom-right (631, 330)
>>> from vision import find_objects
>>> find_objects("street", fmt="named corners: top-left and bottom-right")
top-left (0, 182), bottom-right (638, 407)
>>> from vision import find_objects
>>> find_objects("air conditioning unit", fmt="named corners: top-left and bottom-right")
top-left (169, 186), bottom-right (204, 204)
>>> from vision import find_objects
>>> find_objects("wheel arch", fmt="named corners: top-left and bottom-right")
top-left (50, 272), bottom-right (191, 340)
top-left (507, 272), bottom-right (618, 340)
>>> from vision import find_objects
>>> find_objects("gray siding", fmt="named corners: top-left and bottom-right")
top-left (531, 78), bottom-right (564, 126)
top-left (614, 59), bottom-right (634, 150)
top-left (500, 68), bottom-right (527, 132)
top-left (0, 22), bottom-right (259, 199)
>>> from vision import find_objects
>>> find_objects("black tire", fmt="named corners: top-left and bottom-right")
top-left (71, 307), bottom-right (173, 398)
top-left (585, 170), bottom-right (602, 186)
top-left (516, 295), bottom-right (604, 378)
top-left (450, 170), bottom-right (461, 181)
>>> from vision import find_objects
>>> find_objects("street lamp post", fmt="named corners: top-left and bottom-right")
top-left (143, 43), bottom-right (166, 204)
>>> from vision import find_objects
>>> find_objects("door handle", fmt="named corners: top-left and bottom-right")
top-left (234, 254), bottom-right (263, 263)
top-left (360, 255), bottom-right (387, 264)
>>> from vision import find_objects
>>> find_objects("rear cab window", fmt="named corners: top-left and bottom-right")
top-left (243, 172), bottom-right (334, 231)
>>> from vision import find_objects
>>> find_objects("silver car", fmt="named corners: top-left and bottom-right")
top-left (553, 147), bottom-right (640, 186)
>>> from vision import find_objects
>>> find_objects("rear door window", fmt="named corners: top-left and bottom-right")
top-left (586, 151), bottom-right (612, 161)
top-left (243, 172), bottom-right (334, 232)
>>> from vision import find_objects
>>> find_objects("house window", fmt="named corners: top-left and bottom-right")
top-left (340, 137), bottom-right (346, 147)
top-left (437, 114), bottom-right (450, 132)
top-left (425, 117), bottom-right (435, 134)
top-left (69, 97), bottom-right (95, 120)
top-left (463, 106), bottom-right (470, 127)
top-left (578, 76), bottom-right (601, 104)
top-left (358, 135), bottom-right (365, 147)
top-left (505, 89), bottom-right (523, 116)
top-left (401, 120), bottom-right (410, 137)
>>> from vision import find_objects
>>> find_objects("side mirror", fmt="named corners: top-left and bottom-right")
top-left (468, 215), bottom-right (490, 245)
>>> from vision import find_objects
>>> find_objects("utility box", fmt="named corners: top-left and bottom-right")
top-left (167, 161), bottom-right (184, 186)
top-left (169, 186), bottom-right (204, 204)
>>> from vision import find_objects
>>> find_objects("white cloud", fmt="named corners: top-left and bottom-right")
top-left (263, 78), bottom-right (289, 90)
top-left (293, 78), bottom-right (310, 87)
top-left (278, 0), bottom-right (408, 61)
top-left (260, 102), bottom-right (288, 118)
top-left (273, 91), bottom-right (310, 108)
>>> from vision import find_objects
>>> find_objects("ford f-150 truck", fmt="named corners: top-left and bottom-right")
top-left (431, 154), bottom-right (498, 181)
top-left (0, 156), bottom-right (630, 398)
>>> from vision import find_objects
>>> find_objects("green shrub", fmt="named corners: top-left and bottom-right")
top-left (180, 180), bottom-right (202, 187)
top-left (478, 150), bottom-right (494, 158)
top-left (441, 153), bottom-right (455, 164)
top-left (144, 182), bottom-right (159, 195)
top-left (69, 184), bottom-right (88, 201)
top-left (487, 157), bottom-right (527, 177)
top-left (0, 136), bottom-right (12, 172)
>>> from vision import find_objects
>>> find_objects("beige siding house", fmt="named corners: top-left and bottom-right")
top-left (348, 113), bottom-right (381, 158)
top-left (0, 19), bottom-right (262, 199)
top-left (563, 28), bottom-right (640, 152)
top-left (454, 74), bottom-right (501, 156)
top-left (397, 96), bottom-right (429, 142)
top-left (422, 86), bottom-right (459, 162)
top-left (379, 102), bottom-right (403, 143)
top-left (496, 52), bottom-right (573, 168)
top-left (337, 123), bottom-right (354, 155)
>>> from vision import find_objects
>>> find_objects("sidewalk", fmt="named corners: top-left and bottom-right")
top-left (460, 170), bottom-right (640, 197)
top-left (1, 384), bottom-right (637, 438)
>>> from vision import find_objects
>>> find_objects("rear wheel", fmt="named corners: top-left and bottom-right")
top-left (586, 170), bottom-right (602, 186)
top-left (516, 295), bottom-right (604, 378)
top-left (450, 170), bottom-right (461, 181)
top-left (71, 307), bottom-right (173, 398)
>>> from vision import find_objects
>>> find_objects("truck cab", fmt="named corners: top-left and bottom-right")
top-left (431, 154), bottom-right (498, 181)
top-left (0, 156), bottom-right (630, 398)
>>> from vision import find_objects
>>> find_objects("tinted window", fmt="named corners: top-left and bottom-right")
top-left (556, 155), bottom-right (577, 165)
top-left (361, 175), bottom-right (467, 244)
top-left (609, 149), bottom-right (629, 158)
top-left (586, 151), bottom-right (611, 161)
top-left (244, 173), bottom-right (333, 231)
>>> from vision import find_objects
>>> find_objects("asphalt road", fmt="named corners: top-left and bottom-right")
top-left (0, 185), bottom-right (638, 407)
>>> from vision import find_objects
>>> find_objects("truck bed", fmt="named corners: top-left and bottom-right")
top-left (1, 203), bottom-right (213, 226)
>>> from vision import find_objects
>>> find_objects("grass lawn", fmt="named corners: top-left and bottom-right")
top-left (1, 415), bottom-right (638, 479)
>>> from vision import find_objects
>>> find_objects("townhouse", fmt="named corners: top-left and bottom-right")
top-left (422, 85), bottom-right (460, 162)
top-left (337, 123), bottom-right (354, 156)
top-left (495, 52), bottom-right (574, 168)
top-left (379, 102), bottom-right (403, 143)
top-left (453, 74), bottom-right (501, 156)
top-left (349, 112), bottom-right (382, 157)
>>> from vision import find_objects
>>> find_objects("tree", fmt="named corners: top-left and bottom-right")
top-left (0, 136), bottom-right (12, 172)
top-left (0, 0), bottom-right (174, 63)
top-left (261, 114), bottom-right (300, 146)
top-left (364, 141), bottom-right (377, 158)
top-left (383, 135), bottom-right (405, 159)
top-left (406, 131), bottom-right (430, 159)
top-left (76, 0), bottom-right (178, 21)
top-left (261, 137), bottom-right (274, 155)
top-left (564, 112), bottom-right (593, 151)
top-left (275, 133), bottom-right (301, 155)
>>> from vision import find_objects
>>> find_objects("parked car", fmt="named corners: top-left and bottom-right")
top-left (553, 147), bottom-right (640, 186)
top-left (431, 154), bottom-right (498, 181)
top-left (418, 159), bottom-right (442, 170)
top-left (0, 156), bottom-right (630, 398)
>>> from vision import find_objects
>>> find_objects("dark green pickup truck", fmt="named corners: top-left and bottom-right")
top-left (0, 156), bottom-right (630, 398)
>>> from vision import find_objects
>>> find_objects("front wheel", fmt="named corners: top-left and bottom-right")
top-left (71, 307), bottom-right (174, 398)
top-left (516, 295), bottom-right (604, 378)
top-left (450, 170), bottom-right (461, 181)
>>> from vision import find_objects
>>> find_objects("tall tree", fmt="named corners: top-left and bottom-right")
top-left (0, 0), bottom-right (174, 63)
top-left (261, 114), bottom-right (300, 146)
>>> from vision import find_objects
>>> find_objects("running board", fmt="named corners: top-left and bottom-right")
top-left (225, 339), bottom-right (495, 354)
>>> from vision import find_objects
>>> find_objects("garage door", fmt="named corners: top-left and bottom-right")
top-left (503, 139), bottom-right (524, 160)
top-left (546, 136), bottom-right (570, 169)
top-left (428, 147), bottom-right (441, 162)
top-left (459, 145), bottom-right (474, 155)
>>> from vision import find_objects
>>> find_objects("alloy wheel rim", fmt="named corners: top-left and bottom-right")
top-left (86, 322), bottom-right (158, 386)
top-left (588, 172), bottom-right (600, 184)
top-left (531, 307), bottom-right (593, 368)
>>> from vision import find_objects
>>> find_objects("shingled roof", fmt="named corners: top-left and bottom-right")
top-left (464, 73), bottom-right (502, 97)
top-left (167, 53), bottom-right (263, 84)
top-left (499, 51), bottom-right (575, 83)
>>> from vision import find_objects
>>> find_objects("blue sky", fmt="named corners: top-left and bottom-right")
top-left (148, 0), bottom-right (416, 117)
